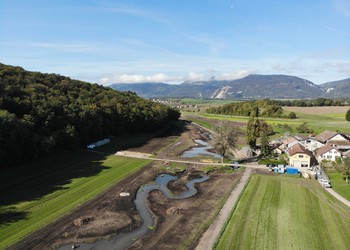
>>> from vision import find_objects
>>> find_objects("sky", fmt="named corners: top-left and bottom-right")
top-left (0, 0), bottom-right (349, 85)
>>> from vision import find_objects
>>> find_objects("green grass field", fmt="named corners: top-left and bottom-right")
top-left (184, 109), bottom-right (350, 136)
top-left (215, 175), bottom-right (350, 250)
top-left (182, 102), bottom-right (350, 135)
top-left (327, 172), bottom-right (350, 201)
top-left (0, 152), bottom-right (150, 249)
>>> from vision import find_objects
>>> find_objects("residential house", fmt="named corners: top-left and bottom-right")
top-left (316, 145), bottom-right (342, 162)
top-left (315, 130), bottom-right (338, 143)
top-left (288, 143), bottom-right (315, 168)
top-left (315, 130), bottom-right (350, 152)
top-left (303, 138), bottom-right (325, 152)
top-left (282, 136), bottom-right (301, 152)
top-left (343, 150), bottom-right (350, 158)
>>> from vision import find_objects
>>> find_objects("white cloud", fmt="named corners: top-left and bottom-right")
top-left (100, 73), bottom-right (184, 84)
top-left (335, 61), bottom-right (350, 75)
top-left (30, 42), bottom-right (98, 53)
top-left (99, 69), bottom-right (255, 85)
top-left (219, 70), bottom-right (256, 80)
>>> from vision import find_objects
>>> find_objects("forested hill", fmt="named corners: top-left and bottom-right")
top-left (206, 100), bottom-right (296, 118)
top-left (0, 63), bottom-right (180, 168)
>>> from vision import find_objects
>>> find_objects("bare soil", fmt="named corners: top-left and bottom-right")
top-left (11, 122), bottom-right (245, 250)
top-left (186, 116), bottom-right (247, 145)
top-left (130, 170), bottom-right (244, 250)
top-left (131, 121), bottom-right (214, 160)
top-left (283, 106), bottom-right (350, 115)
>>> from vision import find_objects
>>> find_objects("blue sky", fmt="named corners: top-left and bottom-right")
top-left (0, 0), bottom-right (349, 85)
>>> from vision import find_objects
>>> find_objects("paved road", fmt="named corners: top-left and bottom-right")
top-left (324, 188), bottom-right (350, 208)
top-left (195, 168), bottom-right (252, 250)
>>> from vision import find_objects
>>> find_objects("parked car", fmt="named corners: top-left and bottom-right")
top-left (319, 179), bottom-right (332, 188)
top-left (232, 161), bottom-right (240, 169)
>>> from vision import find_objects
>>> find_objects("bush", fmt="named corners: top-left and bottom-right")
top-left (346, 109), bottom-right (350, 121)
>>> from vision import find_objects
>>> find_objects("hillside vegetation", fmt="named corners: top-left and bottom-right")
top-left (206, 100), bottom-right (294, 118)
top-left (0, 63), bottom-right (180, 168)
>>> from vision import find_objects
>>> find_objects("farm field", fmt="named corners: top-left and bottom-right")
top-left (183, 105), bottom-right (350, 135)
top-left (283, 106), bottom-right (350, 115)
top-left (327, 172), bottom-right (350, 201)
top-left (215, 174), bottom-right (350, 250)
top-left (0, 151), bottom-right (150, 249)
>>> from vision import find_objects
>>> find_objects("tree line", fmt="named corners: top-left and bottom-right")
top-left (0, 63), bottom-right (180, 168)
top-left (206, 100), bottom-right (296, 118)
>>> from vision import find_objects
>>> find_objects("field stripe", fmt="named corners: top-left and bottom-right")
top-left (215, 175), bottom-right (350, 250)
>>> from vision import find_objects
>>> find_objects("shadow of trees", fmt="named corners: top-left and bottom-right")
top-left (0, 121), bottom-right (187, 225)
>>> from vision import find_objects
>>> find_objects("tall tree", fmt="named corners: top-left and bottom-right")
top-left (246, 118), bottom-right (260, 149)
top-left (245, 118), bottom-right (272, 150)
top-left (346, 109), bottom-right (350, 121)
top-left (341, 158), bottom-right (350, 184)
top-left (213, 120), bottom-right (239, 161)
top-left (260, 132), bottom-right (271, 156)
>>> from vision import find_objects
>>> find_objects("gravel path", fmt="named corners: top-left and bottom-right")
top-left (195, 168), bottom-right (253, 250)
top-left (325, 188), bottom-right (350, 208)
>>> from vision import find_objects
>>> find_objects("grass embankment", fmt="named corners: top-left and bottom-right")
top-left (215, 175), bottom-right (350, 250)
top-left (327, 172), bottom-right (350, 201)
top-left (0, 151), bottom-right (150, 249)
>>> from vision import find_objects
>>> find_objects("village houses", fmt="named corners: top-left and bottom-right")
top-left (280, 130), bottom-right (350, 169)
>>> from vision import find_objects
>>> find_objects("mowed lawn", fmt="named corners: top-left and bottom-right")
top-left (327, 172), bottom-right (350, 201)
top-left (0, 152), bottom-right (151, 249)
top-left (215, 175), bottom-right (350, 250)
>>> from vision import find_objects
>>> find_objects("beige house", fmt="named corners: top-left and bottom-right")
top-left (288, 143), bottom-right (314, 168)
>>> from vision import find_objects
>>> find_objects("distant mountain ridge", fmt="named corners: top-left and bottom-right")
top-left (320, 78), bottom-right (350, 98)
top-left (110, 74), bottom-right (349, 99)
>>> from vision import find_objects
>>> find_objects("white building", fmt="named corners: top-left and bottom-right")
top-left (316, 145), bottom-right (342, 162)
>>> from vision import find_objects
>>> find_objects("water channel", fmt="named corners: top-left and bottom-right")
top-left (58, 173), bottom-right (209, 250)
top-left (181, 139), bottom-right (222, 159)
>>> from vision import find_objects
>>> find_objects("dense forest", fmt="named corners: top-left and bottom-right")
top-left (206, 100), bottom-right (294, 118)
top-left (0, 63), bottom-right (180, 168)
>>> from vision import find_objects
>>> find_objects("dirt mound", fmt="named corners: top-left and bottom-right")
top-left (74, 216), bottom-right (94, 227)
top-left (166, 207), bottom-right (184, 215)
top-left (70, 211), bottom-right (132, 237)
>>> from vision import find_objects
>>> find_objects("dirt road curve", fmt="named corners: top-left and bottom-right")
top-left (325, 188), bottom-right (350, 208)
top-left (195, 168), bottom-right (253, 250)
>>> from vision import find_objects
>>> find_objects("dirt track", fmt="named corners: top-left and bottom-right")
top-left (196, 168), bottom-right (252, 250)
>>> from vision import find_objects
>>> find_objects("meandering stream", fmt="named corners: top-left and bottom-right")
top-left (58, 173), bottom-right (209, 250)
top-left (182, 139), bottom-right (222, 159)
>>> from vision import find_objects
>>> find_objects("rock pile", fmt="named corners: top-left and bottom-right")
top-left (73, 216), bottom-right (94, 227)
top-left (166, 207), bottom-right (184, 215)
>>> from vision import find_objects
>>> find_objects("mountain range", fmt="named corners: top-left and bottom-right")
top-left (110, 74), bottom-right (350, 99)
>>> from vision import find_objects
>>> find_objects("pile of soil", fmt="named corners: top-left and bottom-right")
top-left (71, 211), bottom-right (132, 237)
